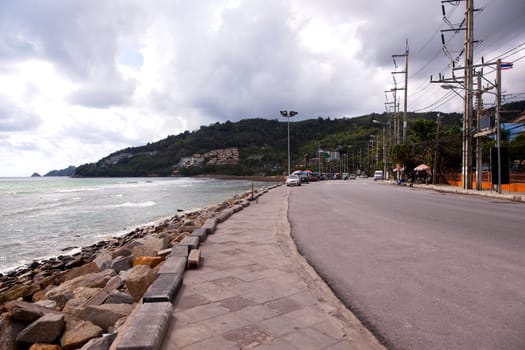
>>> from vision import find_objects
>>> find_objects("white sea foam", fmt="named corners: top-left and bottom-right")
top-left (55, 187), bottom-right (102, 193)
top-left (107, 201), bottom-right (156, 208)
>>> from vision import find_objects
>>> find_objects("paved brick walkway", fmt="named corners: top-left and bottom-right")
top-left (160, 186), bottom-right (383, 350)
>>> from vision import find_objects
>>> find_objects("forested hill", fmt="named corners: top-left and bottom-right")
top-left (73, 111), bottom-right (450, 177)
top-left (74, 101), bottom-right (524, 177)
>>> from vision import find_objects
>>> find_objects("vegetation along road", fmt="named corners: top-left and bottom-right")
top-left (288, 179), bottom-right (525, 350)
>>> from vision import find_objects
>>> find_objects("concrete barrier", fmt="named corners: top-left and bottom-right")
top-left (116, 302), bottom-right (172, 350)
top-left (190, 228), bottom-right (207, 242)
top-left (201, 218), bottom-right (218, 234)
top-left (158, 256), bottom-right (186, 275)
top-left (217, 209), bottom-right (234, 223)
top-left (142, 273), bottom-right (183, 303)
top-left (179, 236), bottom-right (199, 250)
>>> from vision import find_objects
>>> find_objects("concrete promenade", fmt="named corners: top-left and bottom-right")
top-left (160, 185), bottom-right (384, 350)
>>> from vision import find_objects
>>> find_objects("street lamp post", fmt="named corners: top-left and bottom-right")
top-left (373, 120), bottom-right (388, 180)
top-left (347, 145), bottom-right (352, 173)
top-left (280, 110), bottom-right (298, 175)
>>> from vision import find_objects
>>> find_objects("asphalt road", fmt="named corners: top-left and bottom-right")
top-left (287, 179), bottom-right (525, 350)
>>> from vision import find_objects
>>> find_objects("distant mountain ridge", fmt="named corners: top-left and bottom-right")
top-left (45, 166), bottom-right (76, 177)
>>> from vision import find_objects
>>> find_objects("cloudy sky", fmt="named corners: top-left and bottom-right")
top-left (1, 0), bottom-right (524, 177)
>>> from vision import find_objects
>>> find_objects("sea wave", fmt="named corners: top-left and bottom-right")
top-left (106, 201), bottom-right (156, 208)
top-left (55, 187), bottom-right (103, 193)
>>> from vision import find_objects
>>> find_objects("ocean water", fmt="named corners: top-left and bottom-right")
top-left (0, 177), bottom-right (268, 273)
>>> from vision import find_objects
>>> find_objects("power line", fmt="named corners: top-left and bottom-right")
top-left (485, 41), bottom-right (525, 63)
top-left (412, 90), bottom-right (455, 112)
top-left (408, 81), bottom-right (432, 98)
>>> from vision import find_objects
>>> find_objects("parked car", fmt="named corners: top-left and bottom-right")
top-left (309, 172), bottom-right (320, 181)
top-left (373, 170), bottom-right (384, 181)
top-left (299, 174), bottom-right (309, 184)
top-left (349, 174), bottom-right (356, 180)
top-left (286, 175), bottom-right (301, 186)
top-left (343, 173), bottom-right (349, 180)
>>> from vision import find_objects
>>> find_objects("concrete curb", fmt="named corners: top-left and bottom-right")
top-left (116, 302), bottom-right (173, 350)
top-left (409, 183), bottom-right (525, 203)
top-left (143, 273), bottom-right (183, 303)
top-left (190, 228), bottom-right (207, 242)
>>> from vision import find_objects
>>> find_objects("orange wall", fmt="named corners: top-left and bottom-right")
top-left (447, 178), bottom-right (525, 193)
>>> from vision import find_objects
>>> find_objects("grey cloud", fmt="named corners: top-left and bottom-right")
top-left (63, 122), bottom-right (133, 146)
top-left (1, 1), bottom-right (142, 110)
top-left (144, 1), bottom-right (297, 120)
top-left (156, 0), bottom-right (374, 121)
top-left (0, 1), bottom-right (144, 93)
top-left (0, 95), bottom-right (41, 132)
top-left (69, 80), bottom-right (136, 108)
top-left (0, 136), bottom-right (40, 151)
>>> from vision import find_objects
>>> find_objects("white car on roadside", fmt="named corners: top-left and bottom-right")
top-left (286, 175), bottom-right (301, 186)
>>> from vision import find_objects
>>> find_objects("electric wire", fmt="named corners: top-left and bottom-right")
top-left (412, 90), bottom-right (455, 112)
top-left (485, 41), bottom-right (525, 63)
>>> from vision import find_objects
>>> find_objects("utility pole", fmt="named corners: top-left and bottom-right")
top-left (386, 87), bottom-right (399, 145)
top-left (403, 43), bottom-right (409, 143)
top-left (495, 58), bottom-right (502, 194)
top-left (433, 113), bottom-right (443, 185)
top-left (392, 40), bottom-right (409, 144)
top-left (463, 0), bottom-right (474, 190)
top-left (384, 97), bottom-right (396, 145)
top-left (433, 0), bottom-right (477, 190)
top-left (475, 70), bottom-right (483, 190)
top-left (318, 142), bottom-right (321, 175)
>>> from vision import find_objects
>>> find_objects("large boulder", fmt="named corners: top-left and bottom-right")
top-left (79, 333), bottom-right (116, 350)
top-left (125, 265), bottom-right (155, 302)
top-left (29, 344), bottom-right (62, 350)
top-left (110, 256), bottom-right (134, 273)
top-left (34, 300), bottom-right (57, 310)
top-left (93, 251), bottom-right (112, 271)
top-left (83, 304), bottom-right (133, 330)
top-left (132, 256), bottom-right (164, 268)
top-left (62, 287), bottom-right (102, 317)
top-left (0, 313), bottom-right (26, 350)
top-left (0, 283), bottom-right (40, 305)
top-left (61, 317), bottom-right (103, 350)
top-left (105, 290), bottom-right (133, 304)
top-left (131, 236), bottom-right (169, 257)
top-left (45, 270), bottom-right (114, 308)
top-left (16, 313), bottom-right (65, 344)
top-left (102, 276), bottom-right (122, 293)
top-left (63, 262), bottom-right (99, 282)
top-left (7, 300), bottom-right (61, 322)
top-left (110, 247), bottom-right (132, 259)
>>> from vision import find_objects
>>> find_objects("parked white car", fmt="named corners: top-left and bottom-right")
top-left (286, 175), bottom-right (301, 186)
top-left (373, 170), bottom-right (384, 181)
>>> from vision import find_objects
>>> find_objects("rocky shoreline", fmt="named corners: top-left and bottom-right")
top-left (0, 184), bottom-right (278, 350)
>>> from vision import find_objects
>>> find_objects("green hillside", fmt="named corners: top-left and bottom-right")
top-left (74, 104), bottom-right (524, 178)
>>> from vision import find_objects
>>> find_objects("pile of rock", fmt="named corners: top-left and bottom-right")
top-left (0, 185), bottom-right (277, 350)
